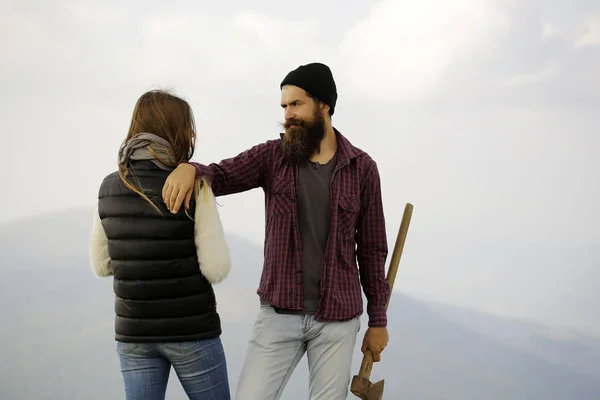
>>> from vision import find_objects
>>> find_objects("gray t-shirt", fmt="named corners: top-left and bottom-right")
top-left (270, 153), bottom-right (337, 315)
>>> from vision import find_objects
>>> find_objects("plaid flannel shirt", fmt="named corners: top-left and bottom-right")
top-left (190, 130), bottom-right (390, 327)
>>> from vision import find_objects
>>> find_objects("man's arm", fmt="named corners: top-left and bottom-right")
top-left (163, 141), bottom-right (272, 213)
top-left (356, 161), bottom-right (390, 327)
top-left (190, 141), bottom-right (271, 197)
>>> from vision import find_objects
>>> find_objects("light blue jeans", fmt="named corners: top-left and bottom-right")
top-left (235, 304), bottom-right (360, 400)
top-left (116, 337), bottom-right (230, 400)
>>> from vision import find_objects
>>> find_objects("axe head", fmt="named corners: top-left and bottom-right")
top-left (350, 375), bottom-right (385, 400)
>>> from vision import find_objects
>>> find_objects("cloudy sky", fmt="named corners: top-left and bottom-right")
top-left (1, 0), bottom-right (598, 333)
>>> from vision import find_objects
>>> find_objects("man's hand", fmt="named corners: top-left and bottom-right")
top-left (361, 327), bottom-right (389, 362)
top-left (162, 163), bottom-right (196, 213)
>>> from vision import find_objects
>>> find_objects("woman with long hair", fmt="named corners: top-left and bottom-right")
top-left (89, 89), bottom-right (231, 399)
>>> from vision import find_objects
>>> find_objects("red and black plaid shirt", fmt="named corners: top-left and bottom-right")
top-left (191, 130), bottom-right (390, 327)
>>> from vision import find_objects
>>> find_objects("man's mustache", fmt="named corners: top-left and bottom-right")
top-left (283, 118), bottom-right (304, 129)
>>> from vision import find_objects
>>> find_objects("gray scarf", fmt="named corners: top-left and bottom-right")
top-left (118, 132), bottom-right (177, 171)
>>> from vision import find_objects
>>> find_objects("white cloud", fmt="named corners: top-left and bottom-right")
top-left (542, 22), bottom-right (556, 39)
top-left (0, 4), bottom-right (129, 84)
top-left (0, 12), bottom-right (51, 68)
top-left (69, 3), bottom-right (128, 27)
top-left (574, 13), bottom-right (600, 49)
top-left (0, 5), bottom-right (327, 93)
top-left (503, 62), bottom-right (558, 86)
top-left (110, 11), bottom-right (327, 90)
top-left (335, 0), bottom-right (511, 102)
top-left (233, 12), bottom-right (319, 51)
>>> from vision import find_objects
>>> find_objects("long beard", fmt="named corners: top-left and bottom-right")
top-left (281, 109), bottom-right (326, 164)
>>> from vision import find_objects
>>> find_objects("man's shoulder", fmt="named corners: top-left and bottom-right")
top-left (343, 138), bottom-right (378, 172)
top-left (249, 136), bottom-right (282, 150)
top-left (337, 135), bottom-right (381, 191)
top-left (336, 130), bottom-right (377, 167)
top-left (354, 151), bottom-right (380, 188)
top-left (354, 147), bottom-right (377, 168)
top-left (238, 137), bottom-right (283, 161)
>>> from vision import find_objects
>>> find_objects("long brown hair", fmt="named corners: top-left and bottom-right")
top-left (119, 89), bottom-right (208, 214)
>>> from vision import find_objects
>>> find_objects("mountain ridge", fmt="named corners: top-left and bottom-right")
top-left (1, 209), bottom-right (600, 399)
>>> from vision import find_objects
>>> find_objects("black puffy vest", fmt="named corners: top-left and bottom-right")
top-left (97, 160), bottom-right (221, 343)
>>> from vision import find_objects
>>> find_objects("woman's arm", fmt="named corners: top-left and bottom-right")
top-left (194, 182), bottom-right (231, 284)
top-left (89, 207), bottom-right (112, 277)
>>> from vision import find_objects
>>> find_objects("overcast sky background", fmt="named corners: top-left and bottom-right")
top-left (1, 0), bottom-right (599, 334)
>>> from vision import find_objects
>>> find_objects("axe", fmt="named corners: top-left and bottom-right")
top-left (350, 202), bottom-right (414, 400)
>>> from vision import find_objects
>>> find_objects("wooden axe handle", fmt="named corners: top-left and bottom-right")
top-left (385, 203), bottom-right (413, 308)
top-left (356, 202), bottom-right (414, 379)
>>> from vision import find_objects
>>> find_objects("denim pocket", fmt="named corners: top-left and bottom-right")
top-left (116, 341), bottom-right (139, 356)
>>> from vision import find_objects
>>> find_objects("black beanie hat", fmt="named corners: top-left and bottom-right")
top-left (280, 62), bottom-right (338, 116)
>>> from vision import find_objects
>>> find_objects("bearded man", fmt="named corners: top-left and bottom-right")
top-left (162, 62), bottom-right (390, 400)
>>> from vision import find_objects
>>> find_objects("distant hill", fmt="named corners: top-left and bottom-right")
top-left (424, 299), bottom-right (600, 381)
top-left (1, 209), bottom-right (600, 399)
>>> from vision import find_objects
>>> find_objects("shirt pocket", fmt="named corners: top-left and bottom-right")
top-left (272, 178), bottom-right (294, 216)
top-left (337, 194), bottom-right (360, 237)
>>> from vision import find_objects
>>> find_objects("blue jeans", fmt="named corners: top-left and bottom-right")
top-left (235, 305), bottom-right (360, 400)
top-left (116, 337), bottom-right (230, 400)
